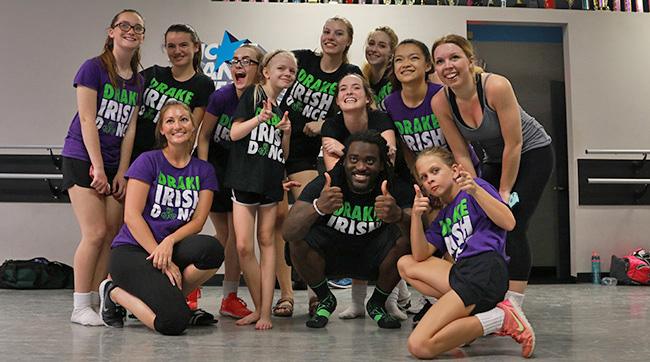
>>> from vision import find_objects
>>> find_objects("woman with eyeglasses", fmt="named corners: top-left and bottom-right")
top-left (196, 44), bottom-right (265, 320)
top-left (131, 24), bottom-right (215, 162)
top-left (61, 9), bottom-right (145, 326)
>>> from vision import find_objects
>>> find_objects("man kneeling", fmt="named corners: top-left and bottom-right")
top-left (283, 131), bottom-right (412, 329)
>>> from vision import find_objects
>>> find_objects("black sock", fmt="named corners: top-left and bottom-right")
top-left (306, 281), bottom-right (337, 329)
top-left (368, 287), bottom-right (390, 306)
top-left (309, 279), bottom-right (332, 301)
top-left (366, 287), bottom-right (401, 329)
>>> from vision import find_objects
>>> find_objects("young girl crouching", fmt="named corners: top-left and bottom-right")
top-left (398, 147), bottom-right (535, 359)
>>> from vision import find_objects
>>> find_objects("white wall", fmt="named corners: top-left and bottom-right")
top-left (1, 1), bottom-right (649, 274)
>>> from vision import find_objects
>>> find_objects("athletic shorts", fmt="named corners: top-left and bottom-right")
top-left (231, 189), bottom-right (277, 207)
top-left (303, 224), bottom-right (401, 280)
top-left (61, 156), bottom-right (117, 191)
top-left (449, 251), bottom-right (508, 315)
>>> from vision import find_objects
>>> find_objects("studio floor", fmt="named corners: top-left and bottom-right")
top-left (0, 284), bottom-right (648, 361)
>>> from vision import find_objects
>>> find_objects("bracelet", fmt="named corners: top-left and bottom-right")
top-left (312, 198), bottom-right (326, 216)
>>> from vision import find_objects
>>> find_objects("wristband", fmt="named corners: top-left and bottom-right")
top-left (313, 198), bottom-right (326, 216)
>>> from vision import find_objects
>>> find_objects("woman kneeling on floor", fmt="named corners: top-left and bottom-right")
top-left (99, 100), bottom-right (224, 335)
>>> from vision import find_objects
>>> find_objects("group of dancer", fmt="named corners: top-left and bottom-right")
top-left (61, 8), bottom-right (552, 359)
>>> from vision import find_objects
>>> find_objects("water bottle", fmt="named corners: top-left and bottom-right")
top-left (591, 251), bottom-right (601, 284)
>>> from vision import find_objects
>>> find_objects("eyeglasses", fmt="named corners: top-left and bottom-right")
top-left (226, 59), bottom-right (259, 68)
top-left (113, 22), bottom-right (146, 35)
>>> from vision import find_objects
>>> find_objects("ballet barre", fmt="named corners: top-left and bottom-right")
top-left (0, 145), bottom-right (65, 201)
top-left (579, 149), bottom-right (650, 205)
top-left (585, 149), bottom-right (650, 155)
top-left (587, 178), bottom-right (650, 185)
top-left (0, 173), bottom-right (63, 180)
top-left (0, 145), bottom-right (63, 150)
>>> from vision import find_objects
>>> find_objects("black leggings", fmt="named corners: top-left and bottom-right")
top-left (481, 145), bottom-right (554, 281)
top-left (109, 235), bottom-right (224, 335)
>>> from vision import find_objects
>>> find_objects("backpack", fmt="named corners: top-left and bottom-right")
top-left (0, 257), bottom-right (74, 289)
top-left (610, 248), bottom-right (650, 285)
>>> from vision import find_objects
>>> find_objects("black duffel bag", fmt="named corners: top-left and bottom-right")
top-left (0, 257), bottom-right (73, 289)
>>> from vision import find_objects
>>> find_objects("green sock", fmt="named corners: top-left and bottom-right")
top-left (306, 294), bottom-right (337, 329)
top-left (366, 287), bottom-right (401, 329)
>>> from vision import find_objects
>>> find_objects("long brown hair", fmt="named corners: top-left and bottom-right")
top-left (362, 26), bottom-right (398, 85)
top-left (336, 73), bottom-right (377, 111)
top-left (99, 9), bottom-right (144, 90)
top-left (165, 24), bottom-right (203, 74)
top-left (320, 16), bottom-right (354, 65)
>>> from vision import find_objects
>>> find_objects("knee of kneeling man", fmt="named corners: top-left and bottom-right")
top-left (154, 310), bottom-right (190, 336)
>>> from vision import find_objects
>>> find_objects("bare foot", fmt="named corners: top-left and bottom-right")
top-left (236, 311), bottom-right (260, 326)
top-left (255, 317), bottom-right (273, 330)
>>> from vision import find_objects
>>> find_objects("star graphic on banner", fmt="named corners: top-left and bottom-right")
top-left (209, 31), bottom-right (247, 70)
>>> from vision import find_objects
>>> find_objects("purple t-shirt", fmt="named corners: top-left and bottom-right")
top-left (384, 82), bottom-right (481, 173)
top-left (62, 58), bottom-right (143, 168)
top-left (205, 83), bottom-right (239, 177)
top-left (112, 150), bottom-right (218, 248)
top-left (424, 178), bottom-right (508, 262)
top-left (384, 82), bottom-right (445, 153)
top-left (206, 83), bottom-right (238, 146)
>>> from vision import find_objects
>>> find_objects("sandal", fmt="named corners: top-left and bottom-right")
top-left (272, 297), bottom-right (294, 317)
top-left (188, 308), bottom-right (217, 326)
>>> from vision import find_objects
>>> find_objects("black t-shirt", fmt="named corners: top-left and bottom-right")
top-left (321, 109), bottom-right (394, 144)
top-left (298, 164), bottom-right (413, 241)
top-left (225, 85), bottom-right (286, 201)
top-left (279, 50), bottom-right (362, 163)
top-left (372, 74), bottom-right (394, 107)
top-left (132, 65), bottom-right (215, 161)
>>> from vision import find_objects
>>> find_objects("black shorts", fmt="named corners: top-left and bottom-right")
top-left (211, 186), bottom-right (233, 213)
top-left (231, 189), bottom-right (277, 207)
top-left (61, 156), bottom-right (117, 191)
top-left (304, 224), bottom-right (401, 280)
top-left (449, 251), bottom-right (508, 315)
